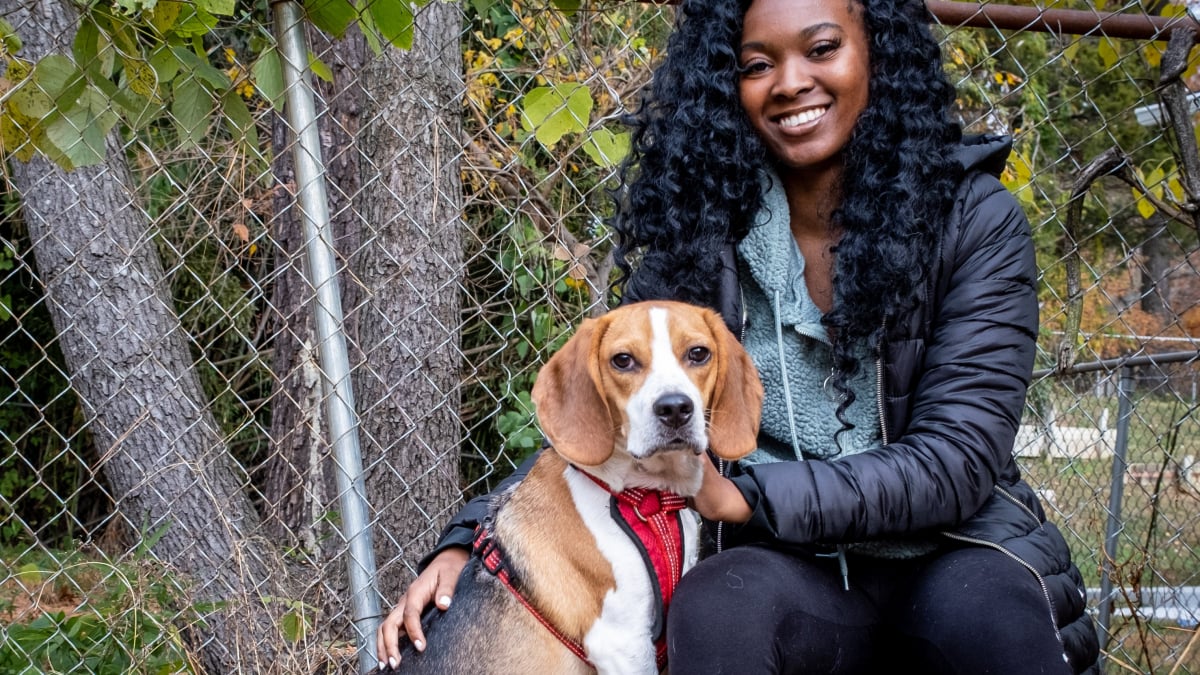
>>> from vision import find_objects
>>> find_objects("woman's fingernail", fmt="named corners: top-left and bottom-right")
top-left (414, 639), bottom-right (425, 651)
top-left (379, 661), bottom-right (387, 672)
top-left (438, 595), bottom-right (452, 608)
top-left (389, 656), bottom-right (399, 669)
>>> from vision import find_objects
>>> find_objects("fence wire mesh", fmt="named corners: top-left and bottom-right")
top-left (0, 0), bottom-right (1199, 672)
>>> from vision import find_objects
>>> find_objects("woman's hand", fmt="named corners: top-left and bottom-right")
top-left (376, 547), bottom-right (470, 670)
top-left (691, 457), bottom-right (753, 523)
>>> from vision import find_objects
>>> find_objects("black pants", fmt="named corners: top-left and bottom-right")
top-left (666, 545), bottom-right (1073, 674)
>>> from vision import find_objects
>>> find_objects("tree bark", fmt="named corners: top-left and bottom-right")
top-left (356, 1), bottom-right (466, 602)
top-left (2, 1), bottom-right (287, 672)
top-left (260, 0), bottom-right (467, 615)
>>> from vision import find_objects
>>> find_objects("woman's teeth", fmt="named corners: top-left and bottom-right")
top-left (780, 107), bottom-right (826, 127)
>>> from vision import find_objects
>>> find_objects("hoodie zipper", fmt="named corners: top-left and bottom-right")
top-left (876, 318), bottom-right (890, 446)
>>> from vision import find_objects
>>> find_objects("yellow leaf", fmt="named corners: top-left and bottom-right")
top-left (123, 58), bottom-right (157, 99)
top-left (1160, 3), bottom-right (1187, 18)
top-left (1143, 42), bottom-right (1164, 69)
top-left (1063, 41), bottom-right (1081, 64)
top-left (1098, 38), bottom-right (1119, 68)
top-left (1168, 176), bottom-right (1185, 201)
top-left (1133, 188), bottom-right (1156, 219)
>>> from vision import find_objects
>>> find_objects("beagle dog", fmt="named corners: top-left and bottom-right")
top-left (388, 300), bottom-right (762, 674)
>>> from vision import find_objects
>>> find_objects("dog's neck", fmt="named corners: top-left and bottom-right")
top-left (575, 449), bottom-right (705, 497)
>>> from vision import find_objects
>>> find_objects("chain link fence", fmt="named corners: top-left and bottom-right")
top-left (0, 0), bottom-right (1199, 672)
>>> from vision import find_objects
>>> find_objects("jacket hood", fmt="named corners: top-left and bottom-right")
top-left (955, 133), bottom-right (1013, 178)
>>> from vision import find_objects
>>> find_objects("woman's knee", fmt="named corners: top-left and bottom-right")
top-left (671, 546), bottom-right (795, 628)
top-left (668, 547), bottom-right (881, 674)
top-left (893, 547), bottom-right (1071, 673)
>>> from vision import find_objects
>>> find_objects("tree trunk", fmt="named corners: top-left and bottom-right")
top-left (3, 1), bottom-right (287, 672)
top-left (356, 1), bottom-right (466, 603)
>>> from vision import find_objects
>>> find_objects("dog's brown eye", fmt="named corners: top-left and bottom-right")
top-left (687, 346), bottom-right (711, 365)
top-left (611, 353), bottom-right (636, 371)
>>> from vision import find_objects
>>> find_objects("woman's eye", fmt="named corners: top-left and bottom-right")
top-left (611, 353), bottom-right (636, 370)
top-left (810, 40), bottom-right (841, 58)
top-left (687, 346), bottom-right (711, 365)
top-left (739, 60), bottom-right (770, 76)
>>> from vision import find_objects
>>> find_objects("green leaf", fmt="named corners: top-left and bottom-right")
top-left (34, 55), bottom-right (87, 112)
top-left (252, 48), bottom-right (285, 108)
top-left (171, 47), bottom-right (229, 88)
top-left (582, 128), bottom-right (629, 167)
top-left (0, 16), bottom-right (22, 54)
top-left (171, 3), bottom-right (219, 37)
top-left (149, 1), bottom-right (185, 36)
top-left (171, 76), bottom-right (212, 147)
top-left (112, 88), bottom-right (160, 130)
top-left (355, 0), bottom-right (383, 55)
top-left (197, 0), bottom-right (235, 17)
top-left (72, 18), bottom-right (101, 72)
top-left (365, 0), bottom-right (415, 50)
top-left (551, 0), bottom-right (581, 12)
top-left (113, 0), bottom-right (152, 16)
top-left (148, 44), bottom-right (182, 85)
top-left (520, 84), bottom-right (592, 147)
top-left (279, 606), bottom-right (310, 642)
top-left (221, 90), bottom-right (264, 169)
top-left (40, 86), bottom-right (117, 169)
top-left (309, 53), bottom-right (333, 82)
top-left (305, 0), bottom-right (359, 38)
top-left (15, 563), bottom-right (41, 585)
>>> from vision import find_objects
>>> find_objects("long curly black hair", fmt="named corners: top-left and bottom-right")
top-left (612, 0), bottom-right (962, 429)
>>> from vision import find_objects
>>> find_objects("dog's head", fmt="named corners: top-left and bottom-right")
top-left (531, 301), bottom-right (763, 469)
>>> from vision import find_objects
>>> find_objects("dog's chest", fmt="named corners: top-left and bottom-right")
top-left (564, 468), bottom-right (701, 674)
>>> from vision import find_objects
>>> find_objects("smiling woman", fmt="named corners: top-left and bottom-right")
top-left (381, 0), bottom-right (1101, 673)
top-left (736, 0), bottom-right (870, 185)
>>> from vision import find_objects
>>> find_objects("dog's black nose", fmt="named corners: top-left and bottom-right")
top-left (654, 393), bottom-right (694, 428)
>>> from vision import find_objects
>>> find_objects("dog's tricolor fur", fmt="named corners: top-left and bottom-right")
top-left (388, 301), bottom-right (763, 674)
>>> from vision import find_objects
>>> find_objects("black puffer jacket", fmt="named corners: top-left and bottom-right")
top-left (707, 135), bottom-right (1098, 673)
top-left (423, 135), bottom-right (1098, 673)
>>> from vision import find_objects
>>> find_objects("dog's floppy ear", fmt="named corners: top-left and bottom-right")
top-left (704, 309), bottom-right (764, 460)
top-left (531, 317), bottom-right (616, 466)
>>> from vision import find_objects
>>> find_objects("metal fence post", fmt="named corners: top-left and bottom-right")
top-left (1097, 364), bottom-right (1136, 666)
top-left (271, 2), bottom-right (382, 671)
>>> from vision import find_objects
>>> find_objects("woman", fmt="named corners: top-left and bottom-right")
top-left (380, 0), bottom-right (1100, 672)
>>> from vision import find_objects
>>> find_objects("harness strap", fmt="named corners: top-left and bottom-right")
top-left (473, 476), bottom-right (688, 672)
top-left (586, 474), bottom-right (688, 670)
top-left (472, 526), bottom-right (594, 668)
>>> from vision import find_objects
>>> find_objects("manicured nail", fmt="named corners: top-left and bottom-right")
top-left (438, 595), bottom-right (452, 608)
top-left (389, 656), bottom-right (399, 669)
top-left (414, 639), bottom-right (425, 651)
top-left (379, 661), bottom-right (387, 672)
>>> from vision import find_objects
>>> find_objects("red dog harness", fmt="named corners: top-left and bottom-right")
top-left (472, 475), bottom-right (688, 671)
